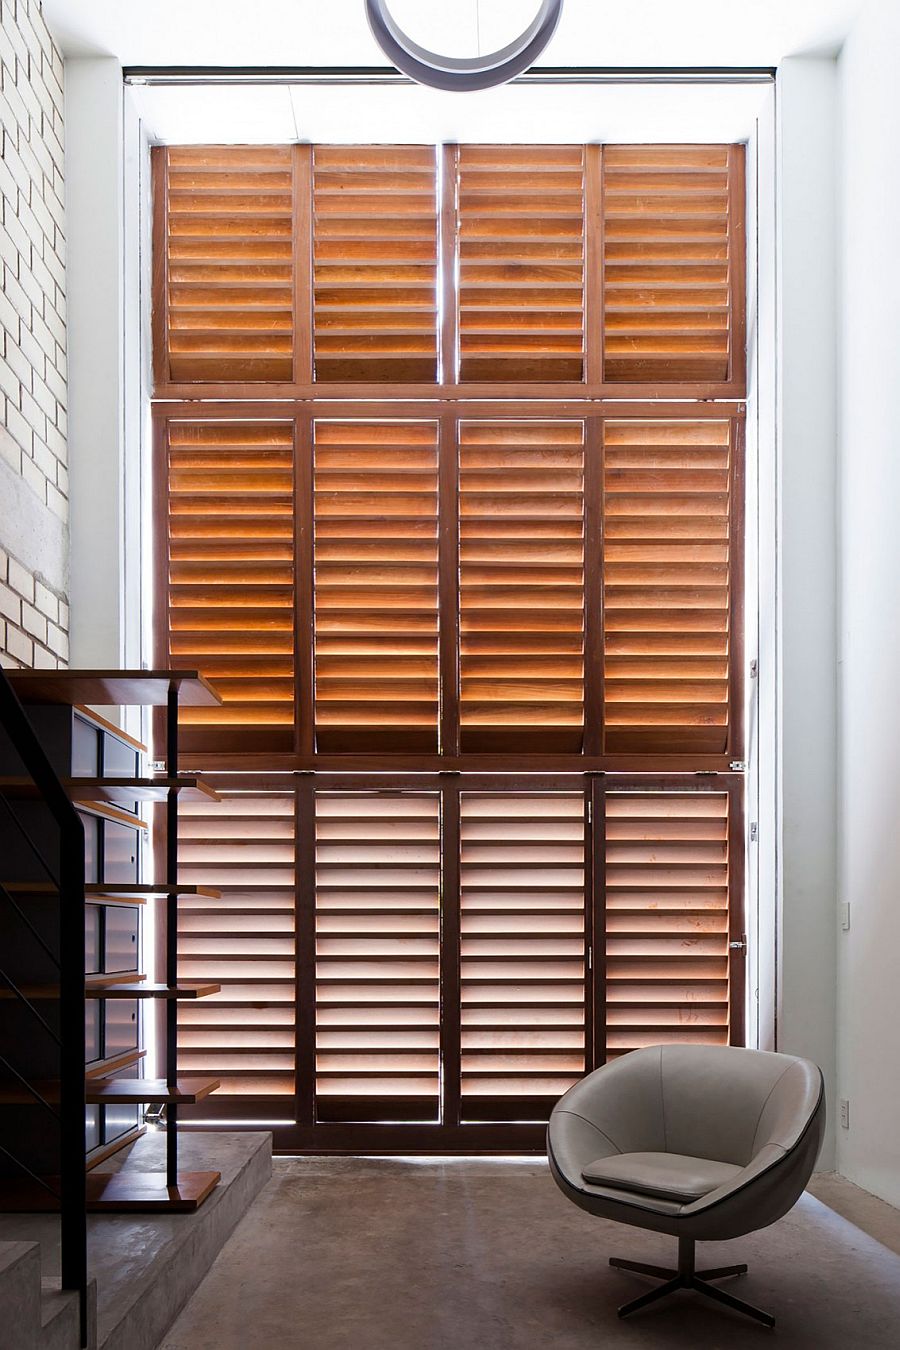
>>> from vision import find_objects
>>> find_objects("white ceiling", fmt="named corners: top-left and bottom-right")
top-left (42, 0), bottom-right (864, 68)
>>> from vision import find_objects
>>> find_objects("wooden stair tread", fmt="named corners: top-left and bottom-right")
top-left (5, 669), bottom-right (222, 707)
top-left (86, 1076), bottom-right (220, 1105)
top-left (86, 1169), bottom-right (221, 1212)
top-left (0, 973), bottom-right (146, 999)
top-left (0, 1075), bottom-right (220, 1106)
top-left (0, 776), bottom-right (219, 804)
top-left (0, 882), bottom-right (222, 899)
top-left (85, 982), bottom-right (221, 1000)
top-left (85, 1048), bottom-right (146, 1080)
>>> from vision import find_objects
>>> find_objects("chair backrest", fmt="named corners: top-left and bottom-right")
top-left (655, 1044), bottom-right (823, 1166)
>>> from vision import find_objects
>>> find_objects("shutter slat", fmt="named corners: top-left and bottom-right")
top-left (315, 793), bottom-right (441, 1117)
top-left (159, 146), bottom-right (296, 383)
top-left (165, 420), bottom-right (296, 753)
top-left (177, 794), bottom-right (296, 1106)
top-left (458, 147), bottom-right (585, 382)
top-left (604, 791), bottom-right (731, 1054)
top-left (602, 419), bottom-right (732, 755)
top-left (601, 145), bottom-right (743, 385)
top-left (460, 422), bottom-right (585, 751)
top-left (313, 147), bottom-right (438, 382)
top-left (460, 794), bottom-right (585, 1114)
top-left (314, 421), bottom-right (439, 751)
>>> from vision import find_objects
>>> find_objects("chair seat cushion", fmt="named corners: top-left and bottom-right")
top-left (581, 1151), bottom-right (742, 1202)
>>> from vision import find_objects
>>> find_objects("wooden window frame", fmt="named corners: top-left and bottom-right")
top-left (152, 139), bottom-right (749, 1154)
top-left (153, 400), bottom-right (745, 774)
top-left (151, 143), bottom-right (746, 403)
top-left (179, 770), bottom-right (744, 1154)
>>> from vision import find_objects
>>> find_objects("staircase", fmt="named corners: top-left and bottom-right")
top-left (0, 1235), bottom-right (94, 1350)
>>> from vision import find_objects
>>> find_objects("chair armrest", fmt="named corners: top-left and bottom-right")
top-left (679, 1143), bottom-right (787, 1216)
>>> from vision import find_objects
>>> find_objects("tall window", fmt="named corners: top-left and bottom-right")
top-left (153, 141), bottom-right (747, 1149)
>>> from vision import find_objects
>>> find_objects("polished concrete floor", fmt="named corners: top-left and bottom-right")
top-left (160, 1157), bottom-right (900, 1350)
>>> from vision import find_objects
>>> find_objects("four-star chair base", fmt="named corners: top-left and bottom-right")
top-left (611, 1235), bottom-right (775, 1327)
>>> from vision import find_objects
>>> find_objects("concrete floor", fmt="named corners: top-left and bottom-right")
top-left (160, 1158), bottom-right (900, 1350)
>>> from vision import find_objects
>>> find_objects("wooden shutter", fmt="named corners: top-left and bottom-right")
top-left (459, 421), bottom-right (585, 751)
top-left (313, 420), bottom-right (440, 752)
top-left (602, 417), bottom-right (735, 755)
top-left (604, 789), bottom-right (732, 1055)
top-left (459, 793), bottom-right (585, 1118)
top-left (312, 146), bottom-right (438, 382)
top-left (457, 146), bottom-right (585, 382)
top-left (177, 792), bottom-right (296, 1115)
top-left (600, 145), bottom-right (744, 387)
top-left (164, 419), bottom-right (296, 753)
top-left (315, 792), bottom-right (441, 1120)
top-left (155, 146), bottom-right (297, 385)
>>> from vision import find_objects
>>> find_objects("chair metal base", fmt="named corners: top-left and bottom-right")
top-left (610, 1236), bottom-right (775, 1328)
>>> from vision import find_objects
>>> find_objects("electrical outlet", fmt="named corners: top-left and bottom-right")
top-left (840, 1098), bottom-right (850, 1129)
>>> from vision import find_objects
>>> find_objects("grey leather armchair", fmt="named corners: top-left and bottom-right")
top-left (547, 1044), bottom-right (825, 1327)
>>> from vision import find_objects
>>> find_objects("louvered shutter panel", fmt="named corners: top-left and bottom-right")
top-left (156, 146), bottom-right (296, 385)
top-left (604, 790), bottom-right (731, 1055)
top-left (460, 793), bottom-right (586, 1118)
top-left (459, 421), bottom-right (585, 751)
top-left (457, 146), bottom-right (585, 382)
top-left (601, 145), bottom-right (743, 386)
top-left (177, 792), bottom-right (296, 1116)
top-left (313, 420), bottom-right (440, 751)
top-left (315, 793), bottom-right (441, 1120)
top-left (602, 418), bottom-right (733, 754)
top-left (165, 419), bottom-right (296, 753)
top-left (312, 146), bottom-right (439, 382)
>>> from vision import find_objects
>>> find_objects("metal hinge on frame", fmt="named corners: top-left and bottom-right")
top-left (750, 822), bottom-right (758, 842)
top-left (729, 934), bottom-right (748, 953)
top-left (749, 659), bottom-right (758, 679)
top-left (729, 760), bottom-right (748, 772)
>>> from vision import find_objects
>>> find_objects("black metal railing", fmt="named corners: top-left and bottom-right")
top-left (0, 666), bottom-right (87, 1346)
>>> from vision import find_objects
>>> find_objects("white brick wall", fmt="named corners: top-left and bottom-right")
top-left (0, 0), bottom-right (67, 669)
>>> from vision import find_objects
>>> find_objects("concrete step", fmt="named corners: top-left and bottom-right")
top-left (0, 1240), bottom-right (41, 1350)
top-left (39, 1279), bottom-right (81, 1350)
top-left (0, 1131), bottom-right (270, 1350)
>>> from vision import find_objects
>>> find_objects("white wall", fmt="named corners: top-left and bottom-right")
top-left (65, 56), bottom-right (125, 667)
top-left (0, 0), bottom-right (69, 669)
top-left (836, 0), bottom-right (900, 1207)
top-left (776, 57), bottom-right (839, 1169)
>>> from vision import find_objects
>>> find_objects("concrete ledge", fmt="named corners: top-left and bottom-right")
top-left (94, 1131), bottom-right (272, 1350)
top-left (0, 1132), bottom-right (271, 1350)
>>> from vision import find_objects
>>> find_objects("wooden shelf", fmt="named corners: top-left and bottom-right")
top-left (6, 669), bottom-right (222, 707)
top-left (85, 1047), bottom-right (146, 1080)
top-left (0, 973), bottom-right (146, 1000)
top-left (86, 1076), bottom-right (220, 1105)
top-left (85, 982), bottom-right (220, 1000)
top-left (1, 882), bottom-right (222, 900)
top-left (86, 1169), bottom-right (220, 1212)
top-left (86, 1125), bottom-right (147, 1173)
top-left (0, 776), bottom-right (217, 806)
top-left (0, 1075), bottom-right (219, 1106)
top-left (0, 1158), bottom-right (217, 1213)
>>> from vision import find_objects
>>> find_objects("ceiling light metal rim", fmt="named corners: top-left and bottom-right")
top-left (365, 0), bottom-right (564, 91)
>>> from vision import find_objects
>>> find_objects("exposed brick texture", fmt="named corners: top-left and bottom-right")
top-left (0, 0), bottom-right (67, 669)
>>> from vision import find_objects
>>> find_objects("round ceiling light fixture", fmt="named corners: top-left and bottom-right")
top-left (365, 0), bottom-right (564, 93)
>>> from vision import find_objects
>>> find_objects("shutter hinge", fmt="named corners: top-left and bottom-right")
top-left (729, 934), bottom-right (748, 953)
top-left (749, 659), bottom-right (758, 679)
top-left (586, 945), bottom-right (592, 970)
top-left (750, 822), bottom-right (758, 842)
top-left (729, 760), bottom-right (748, 771)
